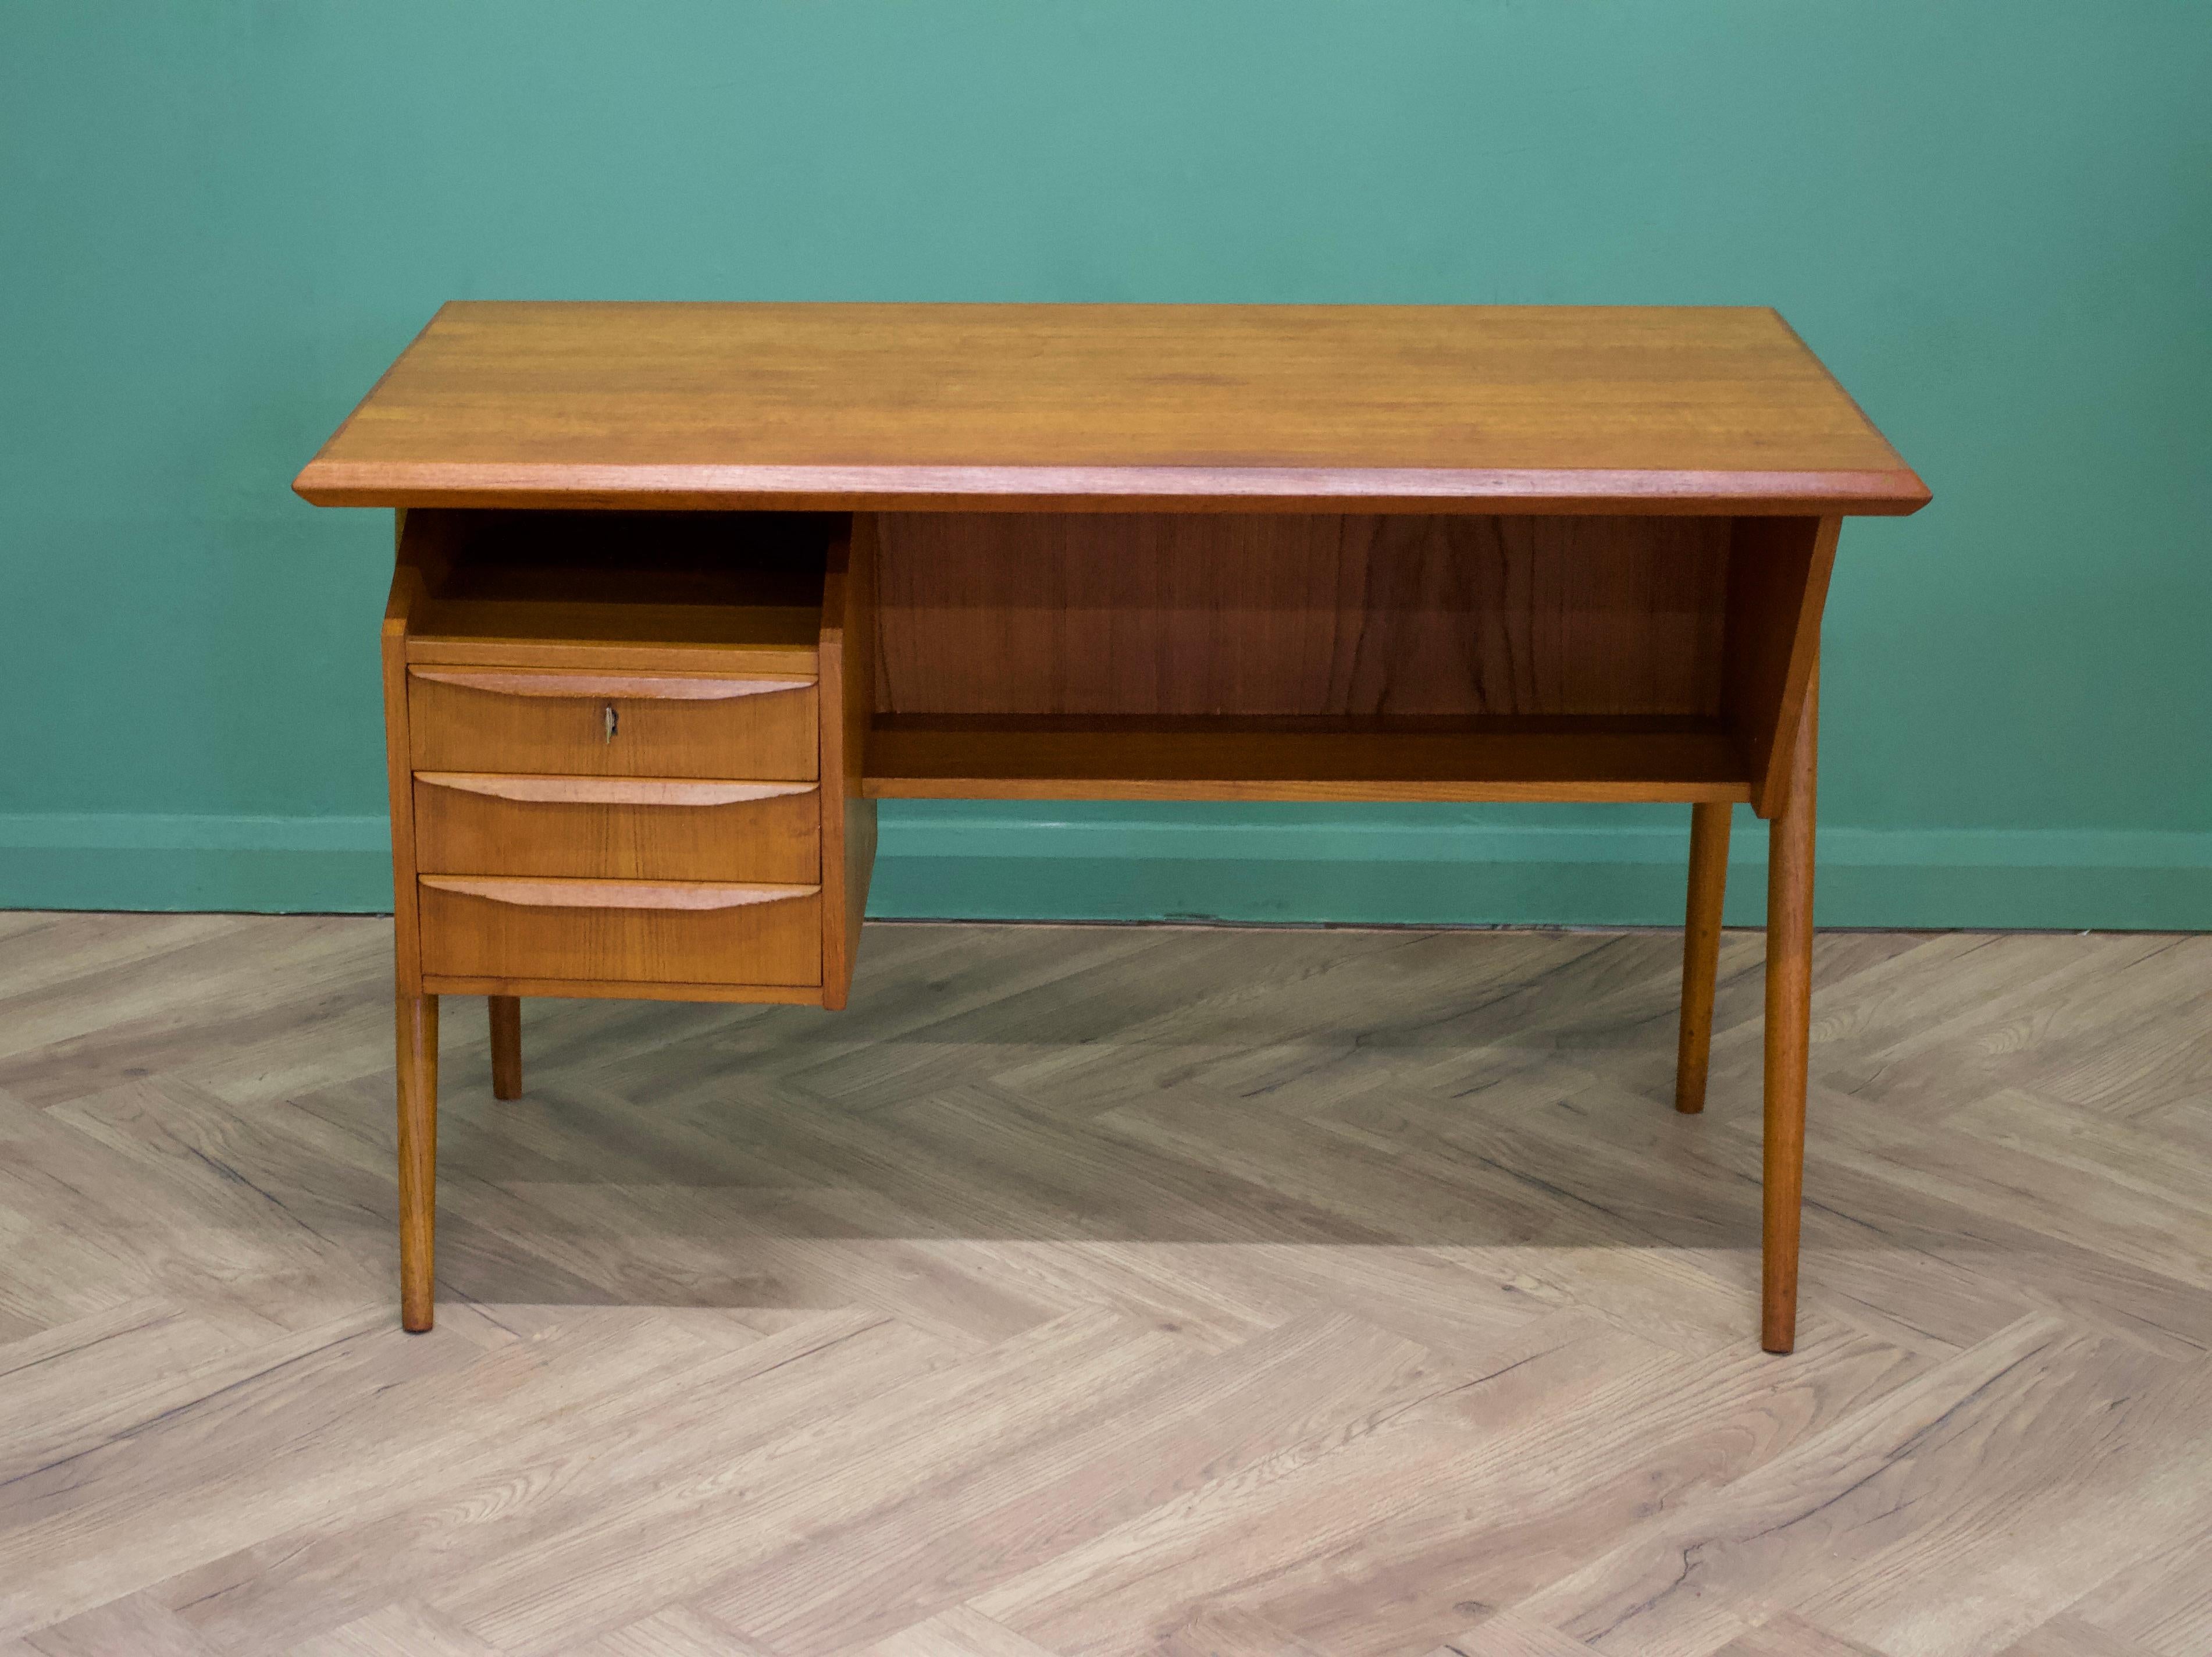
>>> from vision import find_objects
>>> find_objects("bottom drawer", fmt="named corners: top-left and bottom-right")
top-left (418, 876), bottom-right (821, 987)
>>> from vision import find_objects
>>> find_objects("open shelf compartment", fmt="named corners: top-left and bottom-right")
top-left (856, 510), bottom-right (1821, 808)
top-left (396, 509), bottom-right (840, 671)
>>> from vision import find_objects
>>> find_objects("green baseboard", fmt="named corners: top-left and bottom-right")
top-left (0, 814), bottom-right (397, 913)
top-left (2, 808), bottom-right (2206, 930)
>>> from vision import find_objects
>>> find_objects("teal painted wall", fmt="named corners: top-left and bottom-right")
top-left (4, 2), bottom-right (2207, 927)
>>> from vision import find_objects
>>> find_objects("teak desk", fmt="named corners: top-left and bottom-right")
top-left (295, 302), bottom-right (1929, 1352)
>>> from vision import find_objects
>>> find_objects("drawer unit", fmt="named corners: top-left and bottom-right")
top-left (413, 773), bottom-right (820, 883)
top-left (408, 666), bottom-right (819, 780)
top-left (364, 504), bottom-right (878, 1331)
top-left (418, 876), bottom-right (822, 987)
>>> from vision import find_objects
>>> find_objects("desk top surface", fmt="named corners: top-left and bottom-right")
top-left (294, 303), bottom-right (1928, 515)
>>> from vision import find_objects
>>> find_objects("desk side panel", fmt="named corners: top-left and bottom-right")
top-left (1723, 516), bottom-right (1837, 818)
top-left (381, 511), bottom-right (444, 993)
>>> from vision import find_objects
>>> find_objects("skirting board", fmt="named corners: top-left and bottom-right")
top-left (1, 808), bottom-right (2206, 931)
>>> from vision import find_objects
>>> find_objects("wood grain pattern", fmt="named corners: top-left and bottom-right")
top-left (865, 717), bottom-right (1751, 803)
top-left (381, 523), bottom-right (428, 995)
top-left (419, 876), bottom-right (821, 912)
top-left (416, 879), bottom-right (822, 988)
top-left (408, 668), bottom-right (813, 702)
top-left (3, 914), bottom-right (2204, 1655)
top-left (291, 304), bottom-right (1930, 514)
top-left (1762, 665), bottom-right (1818, 1353)
top-left (1675, 800), bottom-right (1733, 1116)
top-left (407, 668), bottom-right (814, 703)
top-left (407, 668), bottom-right (820, 781)
top-left (487, 996), bottom-right (521, 1101)
top-left (873, 513), bottom-right (1731, 719)
top-left (415, 775), bottom-right (818, 806)
top-left (412, 774), bottom-right (820, 884)
top-left (394, 991), bottom-right (436, 1333)
top-left (397, 505), bottom-right (828, 674)
top-left (818, 518), bottom-right (879, 1010)
top-left (409, 600), bottom-right (822, 664)
top-left (1725, 515), bottom-right (1837, 819)
top-left (405, 634), bottom-right (822, 676)
top-left (416, 974), bottom-right (827, 1005)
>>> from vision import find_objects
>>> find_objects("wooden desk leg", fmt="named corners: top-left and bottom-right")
top-left (1762, 669), bottom-right (1818, 1353)
top-left (489, 995), bottom-right (522, 1100)
top-left (1675, 802), bottom-right (1732, 1114)
top-left (396, 993), bottom-right (439, 1333)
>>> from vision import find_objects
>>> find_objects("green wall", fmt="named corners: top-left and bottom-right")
top-left (5, 2), bottom-right (2207, 929)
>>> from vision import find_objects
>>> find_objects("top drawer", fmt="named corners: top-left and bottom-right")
top-left (408, 667), bottom-right (819, 780)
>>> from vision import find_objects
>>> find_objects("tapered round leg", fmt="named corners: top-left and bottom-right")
top-left (1762, 669), bottom-right (1817, 1354)
top-left (396, 993), bottom-right (439, 1332)
top-left (489, 995), bottom-right (522, 1100)
top-left (1675, 801), bottom-right (1732, 1114)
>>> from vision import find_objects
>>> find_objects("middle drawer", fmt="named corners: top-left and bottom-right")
top-left (414, 774), bottom-right (821, 883)
top-left (408, 666), bottom-right (819, 779)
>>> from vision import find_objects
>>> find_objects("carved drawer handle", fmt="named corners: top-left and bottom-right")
top-left (423, 876), bottom-right (820, 912)
top-left (411, 668), bottom-right (813, 702)
top-left (417, 774), bottom-right (818, 807)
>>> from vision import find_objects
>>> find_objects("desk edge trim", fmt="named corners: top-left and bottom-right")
top-left (294, 461), bottom-right (1932, 515)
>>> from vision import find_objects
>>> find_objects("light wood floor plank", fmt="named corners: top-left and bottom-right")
top-left (698, 1311), bottom-right (1460, 1654)
top-left (158, 1311), bottom-right (937, 1653)
top-left (565, 1605), bottom-right (780, 1656)
top-left (1420, 1611), bottom-right (1608, 1657)
top-left (1994, 1615), bottom-right (2167, 1657)
top-left (23, 1590), bottom-right (227, 1657)
top-left (437, 1310), bottom-right (1202, 1654)
top-left (857, 1605), bottom-right (1067, 1657)
top-left (2063, 1516), bottom-right (2212, 1657)
top-left (1708, 1611), bottom-right (1896, 1656)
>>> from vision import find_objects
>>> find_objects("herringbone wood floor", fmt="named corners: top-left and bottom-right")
top-left (2, 914), bottom-right (2210, 1657)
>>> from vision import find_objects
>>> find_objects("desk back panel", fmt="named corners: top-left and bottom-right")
top-left (872, 513), bottom-right (1731, 720)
